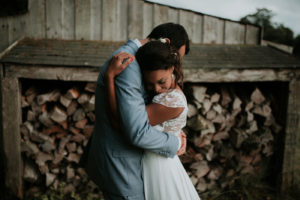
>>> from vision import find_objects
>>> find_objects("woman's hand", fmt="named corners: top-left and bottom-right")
top-left (105, 52), bottom-right (135, 78)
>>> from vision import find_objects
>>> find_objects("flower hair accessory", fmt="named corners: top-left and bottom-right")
top-left (159, 38), bottom-right (167, 43)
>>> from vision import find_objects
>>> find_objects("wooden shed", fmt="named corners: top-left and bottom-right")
top-left (1, 37), bottom-right (300, 198)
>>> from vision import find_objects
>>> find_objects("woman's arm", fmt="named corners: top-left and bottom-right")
top-left (146, 104), bottom-right (184, 126)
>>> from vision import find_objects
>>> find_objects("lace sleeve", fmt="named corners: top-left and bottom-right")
top-left (152, 89), bottom-right (186, 108)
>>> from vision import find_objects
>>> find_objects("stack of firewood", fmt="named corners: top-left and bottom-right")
top-left (20, 81), bottom-right (281, 196)
top-left (20, 82), bottom-right (97, 194)
top-left (181, 85), bottom-right (281, 193)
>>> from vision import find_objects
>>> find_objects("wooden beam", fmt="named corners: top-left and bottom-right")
top-left (183, 68), bottom-right (297, 82)
top-left (281, 79), bottom-right (300, 191)
top-left (4, 64), bottom-right (100, 82)
top-left (1, 77), bottom-right (22, 198)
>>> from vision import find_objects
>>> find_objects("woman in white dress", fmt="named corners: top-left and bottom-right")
top-left (106, 40), bottom-right (200, 200)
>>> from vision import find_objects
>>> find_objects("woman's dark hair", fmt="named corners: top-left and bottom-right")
top-left (147, 23), bottom-right (190, 55)
top-left (136, 41), bottom-right (184, 88)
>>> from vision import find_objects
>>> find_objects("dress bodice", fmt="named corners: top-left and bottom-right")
top-left (152, 89), bottom-right (188, 136)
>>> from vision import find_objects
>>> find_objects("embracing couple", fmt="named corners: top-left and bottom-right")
top-left (84, 23), bottom-right (200, 200)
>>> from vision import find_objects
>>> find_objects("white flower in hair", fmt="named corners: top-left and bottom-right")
top-left (159, 38), bottom-right (167, 43)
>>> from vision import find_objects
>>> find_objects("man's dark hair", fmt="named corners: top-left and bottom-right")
top-left (147, 23), bottom-right (190, 55)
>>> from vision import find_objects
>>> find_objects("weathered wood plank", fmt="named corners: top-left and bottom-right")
top-left (128, 0), bottom-right (143, 39)
top-left (46, 0), bottom-right (63, 38)
top-left (153, 4), bottom-right (168, 27)
top-left (168, 7), bottom-right (179, 23)
top-left (27, 0), bottom-right (46, 38)
top-left (203, 16), bottom-right (224, 44)
top-left (0, 17), bottom-right (9, 52)
top-left (245, 24), bottom-right (260, 45)
top-left (192, 14), bottom-right (203, 44)
top-left (1, 77), bottom-right (22, 198)
top-left (8, 15), bottom-right (27, 44)
top-left (179, 10), bottom-right (194, 42)
top-left (281, 80), bottom-right (300, 190)
top-left (75, 0), bottom-right (91, 40)
top-left (90, 0), bottom-right (102, 40)
top-left (102, 0), bottom-right (117, 41)
top-left (5, 65), bottom-right (100, 82)
top-left (183, 68), bottom-right (296, 82)
top-left (142, 2), bottom-right (153, 38)
top-left (225, 21), bottom-right (245, 44)
top-left (115, 0), bottom-right (128, 41)
top-left (62, 0), bottom-right (75, 39)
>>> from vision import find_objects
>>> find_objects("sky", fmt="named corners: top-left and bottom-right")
top-left (146, 0), bottom-right (300, 36)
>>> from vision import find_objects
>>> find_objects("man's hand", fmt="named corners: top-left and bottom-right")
top-left (177, 130), bottom-right (187, 155)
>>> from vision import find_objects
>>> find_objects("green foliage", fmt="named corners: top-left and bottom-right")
top-left (240, 8), bottom-right (294, 46)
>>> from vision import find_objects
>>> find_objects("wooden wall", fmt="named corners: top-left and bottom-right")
top-left (0, 0), bottom-right (261, 53)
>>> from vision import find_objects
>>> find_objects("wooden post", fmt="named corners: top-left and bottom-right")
top-left (281, 79), bottom-right (300, 190)
top-left (1, 76), bottom-right (22, 198)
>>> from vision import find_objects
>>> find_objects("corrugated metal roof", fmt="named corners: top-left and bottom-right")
top-left (1, 38), bottom-right (300, 69)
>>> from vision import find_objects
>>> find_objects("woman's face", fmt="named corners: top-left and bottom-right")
top-left (143, 67), bottom-right (174, 95)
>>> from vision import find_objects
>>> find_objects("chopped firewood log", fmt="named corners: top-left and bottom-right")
top-left (39, 112), bottom-right (54, 127)
top-left (212, 104), bottom-right (222, 114)
top-left (23, 160), bottom-right (39, 183)
top-left (71, 133), bottom-right (85, 143)
top-left (37, 90), bottom-right (61, 105)
top-left (211, 93), bottom-right (220, 103)
top-left (66, 153), bottom-right (80, 163)
top-left (83, 95), bottom-right (95, 112)
top-left (66, 142), bottom-right (77, 153)
top-left (251, 88), bottom-right (265, 105)
top-left (65, 88), bottom-right (80, 100)
top-left (194, 134), bottom-right (213, 148)
top-left (50, 106), bottom-right (67, 123)
top-left (39, 164), bottom-right (49, 175)
top-left (221, 88), bottom-right (232, 106)
top-left (190, 161), bottom-right (210, 178)
top-left (67, 100), bottom-right (78, 116)
top-left (245, 101), bottom-right (254, 112)
top-left (77, 146), bottom-right (84, 155)
top-left (84, 82), bottom-right (97, 93)
top-left (193, 86), bottom-right (207, 102)
top-left (66, 166), bottom-right (75, 181)
top-left (77, 93), bottom-right (90, 105)
top-left (73, 108), bottom-right (86, 122)
top-left (75, 118), bottom-right (88, 129)
top-left (213, 131), bottom-right (229, 141)
top-left (196, 178), bottom-right (207, 192)
top-left (70, 127), bottom-right (80, 135)
top-left (46, 172), bottom-right (56, 187)
top-left (229, 128), bottom-right (248, 148)
top-left (58, 135), bottom-right (71, 154)
top-left (27, 110), bottom-right (36, 121)
top-left (63, 184), bottom-right (75, 195)
top-left (21, 140), bottom-right (40, 156)
top-left (20, 121), bottom-right (34, 137)
top-left (87, 112), bottom-right (95, 122)
top-left (35, 152), bottom-right (53, 167)
top-left (22, 96), bottom-right (29, 107)
top-left (203, 98), bottom-right (212, 113)
top-left (190, 175), bottom-right (198, 186)
top-left (40, 140), bottom-right (56, 152)
top-left (43, 125), bottom-right (67, 136)
top-left (60, 95), bottom-right (72, 108)
top-left (53, 151), bottom-right (64, 165)
top-left (25, 87), bottom-right (37, 105)
top-left (206, 109), bottom-right (217, 120)
top-left (206, 146), bottom-right (214, 161)
top-left (187, 103), bottom-right (198, 118)
top-left (207, 166), bottom-right (223, 180)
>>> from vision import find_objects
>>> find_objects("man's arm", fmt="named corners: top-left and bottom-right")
top-left (114, 60), bottom-right (180, 157)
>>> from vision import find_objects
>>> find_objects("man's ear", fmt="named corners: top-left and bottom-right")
top-left (164, 38), bottom-right (171, 44)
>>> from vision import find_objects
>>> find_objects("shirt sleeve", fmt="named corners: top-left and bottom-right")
top-left (114, 61), bottom-right (179, 158)
top-left (152, 89), bottom-right (186, 108)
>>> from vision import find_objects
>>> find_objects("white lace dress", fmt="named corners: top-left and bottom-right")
top-left (143, 89), bottom-right (200, 200)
